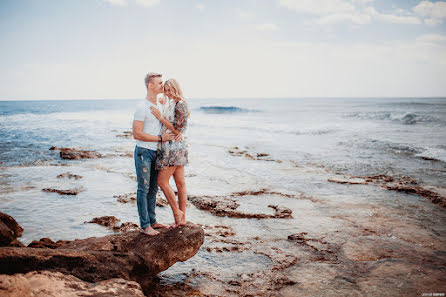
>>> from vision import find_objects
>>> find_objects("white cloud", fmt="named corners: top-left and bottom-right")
top-left (316, 13), bottom-right (371, 25)
top-left (196, 4), bottom-right (205, 12)
top-left (366, 7), bottom-right (421, 24)
top-left (424, 18), bottom-right (444, 26)
top-left (416, 33), bottom-right (446, 43)
top-left (279, 0), bottom-right (355, 15)
top-left (104, 0), bottom-right (127, 6)
top-left (413, 1), bottom-right (446, 26)
top-left (135, 0), bottom-right (160, 7)
top-left (413, 1), bottom-right (446, 19)
top-left (256, 23), bottom-right (279, 31)
top-left (236, 8), bottom-right (254, 20)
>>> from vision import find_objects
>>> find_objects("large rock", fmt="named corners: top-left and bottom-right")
top-left (0, 270), bottom-right (145, 297)
top-left (0, 213), bottom-right (24, 247)
top-left (0, 223), bottom-right (204, 284)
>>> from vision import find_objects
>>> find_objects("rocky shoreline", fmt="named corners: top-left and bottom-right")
top-left (0, 212), bottom-right (204, 297)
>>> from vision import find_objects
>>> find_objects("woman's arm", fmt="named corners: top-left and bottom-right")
top-left (174, 101), bottom-right (188, 134)
top-left (150, 106), bottom-right (181, 135)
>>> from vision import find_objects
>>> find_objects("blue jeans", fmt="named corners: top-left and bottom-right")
top-left (134, 146), bottom-right (159, 229)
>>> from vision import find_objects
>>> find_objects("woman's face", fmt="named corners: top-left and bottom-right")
top-left (163, 84), bottom-right (172, 98)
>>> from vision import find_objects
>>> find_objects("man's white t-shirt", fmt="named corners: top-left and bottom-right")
top-left (133, 99), bottom-right (163, 151)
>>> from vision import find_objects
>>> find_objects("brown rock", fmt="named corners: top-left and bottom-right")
top-left (27, 238), bottom-right (64, 249)
top-left (42, 188), bottom-right (82, 195)
top-left (86, 216), bottom-right (120, 228)
top-left (56, 172), bottom-right (83, 180)
top-left (0, 213), bottom-right (24, 247)
top-left (0, 270), bottom-right (145, 297)
top-left (0, 223), bottom-right (204, 287)
top-left (50, 147), bottom-right (102, 160)
top-left (189, 195), bottom-right (292, 219)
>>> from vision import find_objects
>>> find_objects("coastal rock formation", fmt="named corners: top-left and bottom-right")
top-left (56, 172), bottom-right (83, 180)
top-left (189, 190), bottom-right (294, 219)
top-left (0, 213), bottom-right (24, 247)
top-left (228, 146), bottom-right (282, 163)
top-left (327, 174), bottom-right (446, 208)
top-left (0, 270), bottom-right (145, 297)
top-left (27, 238), bottom-right (71, 249)
top-left (85, 216), bottom-right (140, 232)
top-left (49, 146), bottom-right (102, 160)
top-left (42, 187), bottom-right (83, 195)
top-left (0, 222), bottom-right (204, 288)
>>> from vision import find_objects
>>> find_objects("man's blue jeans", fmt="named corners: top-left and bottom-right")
top-left (134, 146), bottom-right (159, 229)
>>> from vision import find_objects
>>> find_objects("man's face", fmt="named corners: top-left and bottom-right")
top-left (149, 77), bottom-right (163, 94)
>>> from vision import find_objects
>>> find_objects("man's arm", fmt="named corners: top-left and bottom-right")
top-left (133, 120), bottom-right (174, 142)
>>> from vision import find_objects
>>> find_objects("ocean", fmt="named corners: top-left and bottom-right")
top-left (1, 97), bottom-right (445, 295)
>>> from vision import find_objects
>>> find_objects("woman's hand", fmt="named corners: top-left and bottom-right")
top-left (161, 131), bottom-right (175, 142)
top-left (150, 106), bottom-right (163, 120)
top-left (174, 133), bottom-right (183, 142)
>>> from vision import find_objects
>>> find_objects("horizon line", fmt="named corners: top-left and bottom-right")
top-left (1, 96), bottom-right (446, 102)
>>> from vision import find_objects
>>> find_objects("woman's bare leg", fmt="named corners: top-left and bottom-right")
top-left (157, 166), bottom-right (183, 225)
top-left (173, 166), bottom-right (187, 226)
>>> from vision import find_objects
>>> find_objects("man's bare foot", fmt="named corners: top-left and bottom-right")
top-left (151, 223), bottom-right (168, 229)
top-left (142, 226), bottom-right (159, 236)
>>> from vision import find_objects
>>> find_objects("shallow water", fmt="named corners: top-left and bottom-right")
top-left (1, 98), bottom-right (445, 296)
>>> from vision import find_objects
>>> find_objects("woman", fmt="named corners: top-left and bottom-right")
top-left (150, 79), bottom-right (189, 227)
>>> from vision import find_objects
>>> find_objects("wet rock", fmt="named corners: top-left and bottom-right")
top-left (329, 174), bottom-right (445, 208)
top-left (50, 146), bottom-right (102, 160)
top-left (42, 187), bottom-right (82, 195)
top-left (112, 222), bottom-right (140, 233)
top-left (0, 222), bottom-right (204, 288)
top-left (384, 185), bottom-right (446, 208)
top-left (228, 147), bottom-right (282, 163)
top-left (0, 212), bottom-right (24, 247)
top-left (116, 131), bottom-right (133, 138)
top-left (86, 216), bottom-right (120, 228)
top-left (113, 192), bottom-right (168, 206)
top-left (56, 172), bottom-right (83, 180)
top-left (114, 192), bottom-right (137, 203)
top-left (0, 270), bottom-right (145, 297)
top-left (27, 238), bottom-right (67, 249)
top-left (189, 195), bottom-right (292, 219)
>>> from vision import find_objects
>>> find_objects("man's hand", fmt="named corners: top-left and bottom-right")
top-left (174, 133), bottom-right (183, 142)
top-left (150, 106), bottom-right (163, 120)
top-left (161, 131), bottom-right (175, 142)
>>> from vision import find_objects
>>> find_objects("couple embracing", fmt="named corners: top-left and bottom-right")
top-left (132, 72), bottom-right (189, 236)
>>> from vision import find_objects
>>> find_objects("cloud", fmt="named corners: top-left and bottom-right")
top-left (416, 33), bottom-right (446, 43)
top-left (135, 0), bottom-right (160, 7)
top-left (256, 23), bottom-right (279, 31)
top-left (366, 7), bottom-right (421, 24)
top-left (316, 12), bottom-right (371, 25)
top-left (413, 1), bottom-right (446, 19)
top-left (413, 1), bottom-right (446, 26)
top-left (236, 8), bottom-right (254, 20)
top-left (196, 4), bottom-right (205, 12)
top-left (279, 0), bottom-right (355, 15)
top-left (104, 0), bottom-right (127, 6)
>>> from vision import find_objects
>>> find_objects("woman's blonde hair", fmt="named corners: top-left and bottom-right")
top-left (164, 79), bottom-right (190, 117)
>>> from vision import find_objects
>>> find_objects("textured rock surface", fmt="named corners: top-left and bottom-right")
top-left (0, 213), bottom-right (24, 247)
top-left (0, 270), bottom-right (145, 297)
top-left (0, 223), bottom-right (204, 284)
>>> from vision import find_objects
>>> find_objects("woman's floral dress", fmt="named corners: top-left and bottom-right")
top-left (155, 100), bottom-right (189, 170)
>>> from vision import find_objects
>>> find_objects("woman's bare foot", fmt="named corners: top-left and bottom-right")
top-left (142, 226), bottom-right (159, 236)
top-left (173, 210), bottom-right (184, 227)
top-left (151, 223), bottom-right (168, 229)
top-left (168, 222), bottom-right (177, 228)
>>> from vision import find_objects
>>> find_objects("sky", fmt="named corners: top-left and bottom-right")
top-left (0, 0), bottom-right (446, 100)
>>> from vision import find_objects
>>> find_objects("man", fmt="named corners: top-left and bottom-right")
top-left (133, 72), bottom-right (175, 236)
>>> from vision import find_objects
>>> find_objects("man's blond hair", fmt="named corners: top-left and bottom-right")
top-left (144, 72), bottom-right (162, 87)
